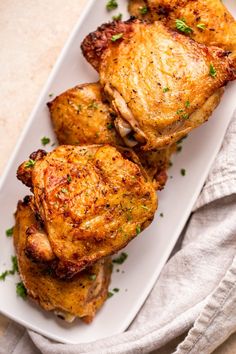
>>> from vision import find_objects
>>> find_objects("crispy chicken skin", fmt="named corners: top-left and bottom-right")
top-left (81, 20), bottom-right (235, 150)
top-left (17, 145), bottom-right (157, 278)
top-left (128, 0), bottom-right (236, 59)
top-left (47, 82), bottom-right (123, 147)
top-left (48, 82), bottom-right (173, 190)
top-left (13, 197), bottom-right (112, 323)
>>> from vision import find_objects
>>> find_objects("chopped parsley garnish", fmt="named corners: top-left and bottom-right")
top-left (177, 109), bottom-right (189, 120)
top-left (106, 0), bottom-right (118, 11)
top-left (112, 252), bottom-right (128, 264)
top-left (182, 113), bottom-right (189, 120)
top-left (112, 13), bottom-right (122, 21)
top-left (176, 19), bottom-right (193, 34)
top-left (141, 205), bottom-right (149, 210)
top-left (160, 213), bottom-right (164, 217)
top-left (197, 23), bottom-right (206, 30)
top-left (88, 274), bottom-right (97, 281)
top-left (107, 291), bottom-right (114, 298)
top-left (88, 101), bottom-right (98, 109)
top-left (185, 100), bottom-right (190, 108)
top-left (139, 6), bottom-right (148, 15)
top-left (11, 256), bottom-right (18, 273)
top-left (6, 227), bottom-right (14, 237)
top-left (107, 123), bottom-right (113, 130)
top-left (127, 213), bottom-right (132, 221)
top-left (48, 93), bottom-right (54, 97)
top-left (181, 168), bottom-right (186, 176)
top-left (111, 33), bottom-right (123, 42)
top-left (16, 282), bottom-right (27, 299)
top-left (25, 159), bottom-right (35, 168)
top-left (41, 136), bottom-right (50, 146)
top-left (67, 175), bottom-right (72, 183)
top-left (77, 104), bottom-right (82, 112)
top-left (163, 87), bottom-right (169, 93)
top-left (209, 63), bottom-right (217, 78)
top-left (113, 288), bottom-right (119, 292)
top-left (177, 145), bottom-right (182, 152)
top-left (61, 188), bottom-right (68, 194)
top-left (0, 256), bottom-right (18, 281)
top-left (136, 225), bottom-right (141, 235)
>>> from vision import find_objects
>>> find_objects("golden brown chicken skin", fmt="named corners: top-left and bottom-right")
top-left (48, 82), bottom-right (173, 190)
top-left (128, 0), bottom-right (236, 60)
top-left (13, 197), bottom-right (112, 323)
top-left (48, 82), bottom-right (123, 147)
top-left (81, 19), bottom-right (235, 150)
top-left (17, 145), bottom-right (157, 279)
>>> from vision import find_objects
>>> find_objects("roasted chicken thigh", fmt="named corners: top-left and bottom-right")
top-left (128, 0), bottom-right (236, 59)
top-left (14, 197), bottom-right (112, 323)
top-left (48, 82), bottom-right (174, 189)
top-left (81, 20), bottom-right (235, 150)
top-left (17, 145), bottom-right (157, 279)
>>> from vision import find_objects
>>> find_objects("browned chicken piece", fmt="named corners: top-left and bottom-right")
top-left (81, 19), bottom-right (235, 150)
top-left (17, 145), bottom-right (157, 279)
top-left (128, 0), bottom-right (236, 60)
top-left (48, 82), bottom-right (174, 190)
top-left (13, 196), bottom-right (112, 323)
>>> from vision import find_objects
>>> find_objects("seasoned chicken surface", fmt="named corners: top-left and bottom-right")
top-left (13, 197), bottom-right (112, 323)
top-left (81, 19), bottom-right (235, 150)
top-left (17, 145), bottom-right (157, 279)
top-left (48, 82), bottom-right (123, 147)
top-left (48, 82), bottom-right (174, 189)
top-left (128, 0), bottom-right (236, 59)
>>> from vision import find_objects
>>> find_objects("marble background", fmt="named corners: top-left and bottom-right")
top-left (0, 1), bottom-right (235, 352)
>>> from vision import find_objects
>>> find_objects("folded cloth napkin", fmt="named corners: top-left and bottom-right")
top-left (1, 110), bottom-right (236, 354)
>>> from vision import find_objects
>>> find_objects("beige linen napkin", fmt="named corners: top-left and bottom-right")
top-left (0, 111), bottom-right (236, 354)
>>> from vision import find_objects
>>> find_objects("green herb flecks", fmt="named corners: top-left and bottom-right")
top-left (139, 6), bottom-right (148, 15)
top-left (209, 63), bottom-right (217, 78)
top-left (160, 213), bottom-right (164, 217)
top-left (181, 168), bottom-right (186, 176)
top-left (197, 23), bottom-right (206, 30)
top-left (25, 159), bottom-right (35, 168)
top-left (88, 274), bottom-right (97, 281)
top-left (176, 19), bottom-right (193, 34)
top-left (88, 101), bottom-right (98, 109)
top-left (106, 0), bottom-right (118, 11)
top-left (6, 227), bottom-right (14, 237)
top-left (67, 175), bottom-right (72, 183)
top-left (16, 282), bottom-right (27, 299)
top-left (112, 13), bottom-right (122, 21)
top-left (111, 33), bottom-right (123, 42)
top-left (107, 123), bottom-right (113, 130)
top-left (113, 288), bottom-right (119, 292)
top-left (163, 87), bottom-right (169, 93)
top-left (185, 100), bottom-right (190, 108)
top-left (107, 291), bottom-right (114, 298)
top-left (136, 225), bottom-right (141, 235)
top-left (177, 145), bottom-right (182, 153)
top-left (61, 188), bottom-right (68, 194)
top-left (0, 256), bottom-right (18, 281)
top-left (112, 252), bottom-right (128, 265)
top-left (41, 136), bottom-right (50, 146)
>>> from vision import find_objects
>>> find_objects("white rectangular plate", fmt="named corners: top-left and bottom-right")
top-left (0, 0), bottom-right (235, 345)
